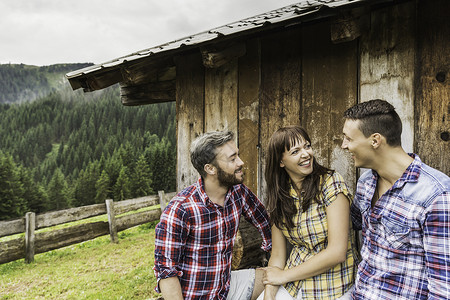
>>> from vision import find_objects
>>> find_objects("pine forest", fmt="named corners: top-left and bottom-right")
top-left (0, 63), bottom-right (176, 221)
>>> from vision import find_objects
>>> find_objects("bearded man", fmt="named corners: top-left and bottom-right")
top-left (154, 130), bottom-right (272, 300)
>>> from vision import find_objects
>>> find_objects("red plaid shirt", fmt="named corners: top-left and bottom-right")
top-left (153, 178), bottom-right (272, 300)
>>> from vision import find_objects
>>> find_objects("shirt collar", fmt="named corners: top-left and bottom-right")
top-left (195, 177), bottom-right (234, 206)
top-left (195, 177), bottom-right (209, 205)
top-left (370, 153), bottom-right (422, 189)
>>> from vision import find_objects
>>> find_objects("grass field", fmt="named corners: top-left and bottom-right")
top-left (0, 221), bottom-right (160, 300)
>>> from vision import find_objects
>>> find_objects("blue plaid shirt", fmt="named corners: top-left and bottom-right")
top-left (351, 154), bottom-right (450, 299)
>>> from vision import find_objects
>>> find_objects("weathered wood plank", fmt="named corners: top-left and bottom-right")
top-left (175, 52), bottom-right (205, 190)
top-left (330, 7), bottom-right (365, 43)
top-left (106, 200), bottom-right (118, 243)
top-left (158, 190), bottom-right (167, 212)
top-left (116, 209), bottom-right (161, 231)
top-left (25, 212), bottom-right (36, 263)
top-left (302, 21), bottom-right (357, 191)
top-left (0, 196), bottom-right (167, 264)
top-left (71, 68), bottom-right (124, 92)
top-left (113, 195), bottom-right (159, 215)
top-left (359, 1), bottom-right (416, 153)
top-left (201, 43), bottom-right (246, 68)
top-left (260, 28), bottom-right (302, 198)
top-left (120, 80), bottom-right (176, 105)
top-left (35, 221), bottom-right (110, 254)
top-left (415, 0), bottom-right (450, 175)
top-left (35, 203), bottom-right (106, 230)
top-left (0, 218), bottom-right (24, 238)
top-left (157, 191), bottom-right (178, 212)
top-left (0, 237), bottom-right (24, 264)
top-left (204, 59), bottom-right (238, 135)
top-left (238, 39), bottom-right (260, 194)
top-left (121, 59), bottom-right (176, 85)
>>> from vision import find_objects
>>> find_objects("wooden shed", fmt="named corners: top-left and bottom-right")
top-left (67, 0), bottom-right (449, 199)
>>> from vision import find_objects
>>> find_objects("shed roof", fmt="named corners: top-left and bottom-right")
top-left (66, 0), bottom-right (386, 92)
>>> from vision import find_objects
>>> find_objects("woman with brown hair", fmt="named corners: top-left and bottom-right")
top-left (258, 125), bottom-right (356, 300)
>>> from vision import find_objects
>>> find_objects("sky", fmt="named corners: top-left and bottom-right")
top-left (0, 0), bottom-right (297, 66)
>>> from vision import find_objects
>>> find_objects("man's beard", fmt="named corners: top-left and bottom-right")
top-left (216, 165), bottom-right (244, 188)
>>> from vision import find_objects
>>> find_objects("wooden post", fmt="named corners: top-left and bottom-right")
top-left (158, 190), bottom-right (167, 212)
top-left (25, 212), bottom-right (35, 263)
top-left (105, 199), bottom-right (118, 243)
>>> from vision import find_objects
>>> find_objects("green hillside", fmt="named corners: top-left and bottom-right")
top-left (0, 63), bottom-right (92, 103)
top-left (0, 64), bottom-right (176, 221)
top-left (0, 222), bottom-right (160, 299)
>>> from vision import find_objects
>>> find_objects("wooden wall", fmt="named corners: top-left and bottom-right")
top-left (175, 25), bottom-right (358, 196)
top-left (415, 0), bottom-right (449, 175)
top-left (174, 0), bottom-right (450, 195)
top-left (360, 1), bottom-right (416, 153)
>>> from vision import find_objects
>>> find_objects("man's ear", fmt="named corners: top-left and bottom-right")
top-left (371, 133), bottom-right (382, 149)
top-left (204, 164), bottom-right (216, 175)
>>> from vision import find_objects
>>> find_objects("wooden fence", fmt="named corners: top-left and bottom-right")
top-left (0, 191), bottom-right (176, 265)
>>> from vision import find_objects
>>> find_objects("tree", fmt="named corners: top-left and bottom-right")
top-left (46, 168), bottom-right (70, 211)
top-left (113, 167), bottom-right (131, 201)
top-left (18, 166), bottom-right (48, 213)
top-left (0, 79), bottom-right (176, 212)
top-left (0, 152), bottom-right (26, 220)
top-left (73, 161), bottom-right (101, 207)
top-left (95, 170), bottom-right (110, 203)
top-left (130, 154), bottom-right (153, 197)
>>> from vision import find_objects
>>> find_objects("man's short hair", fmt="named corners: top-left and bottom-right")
top-left (190, 130), bottom-right (234, 177)
top-left (343, 99), bottom-right (402, 147)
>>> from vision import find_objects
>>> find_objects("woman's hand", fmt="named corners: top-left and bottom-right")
top-left (262, 266), bottom-right (287, 286)
top-left (262, 284), bottom-right (278, 300)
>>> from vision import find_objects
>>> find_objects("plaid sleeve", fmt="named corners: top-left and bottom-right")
top-left (423, 192), bottom-right (450, 299)
top-left (240, 185), bottom-right (272, 252)
top-left (153, 200), bottom-right (189, 291)
top-left (321, 172), bottom-right (352, 207)
top-left (350, 175), bottom-right (368, 231)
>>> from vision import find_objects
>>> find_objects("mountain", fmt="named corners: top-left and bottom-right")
top-left (0, 63), bottom-right (176, 221)
top-left (0, 63), bottom-right (93, 104)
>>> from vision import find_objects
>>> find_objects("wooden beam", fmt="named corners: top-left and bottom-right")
top-left (73, 68), bottom-right (124, 92)
top-left (35, 221), bottom-right (109, 254)
top-left (106, 199), bottom-right (118, 244)
top-left (330, 8), bottom-right (367, 43)
top-left (158, 190), bottom-right (168, 212)
top-left (35, 203), bottom-right (106, 230)
top-left (113, 195), bottom-right (160, 215)
top-left (122, 64), bottom-right (176, 86)
top-left (0, 218), bottom-right (24, 238)
top-left (0, 237), bottom-right (24, 264)
top-left (25, 212), bottom-right (36, 263)
top-left (201, 43), bottom-right (246, 68)
top-left (120, 80), bottom-right (176, 106)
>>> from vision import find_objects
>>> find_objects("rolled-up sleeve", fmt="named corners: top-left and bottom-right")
top-left (153, 201), bottom-right (189, 292)
top-left (423, 192), bottom-right (450, 299)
